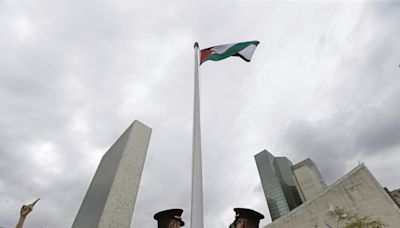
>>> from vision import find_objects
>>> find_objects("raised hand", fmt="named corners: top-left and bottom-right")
top-left (16, 198), bottom-right (40, 228)
top-left (20, 198), bottom-right (40, 217)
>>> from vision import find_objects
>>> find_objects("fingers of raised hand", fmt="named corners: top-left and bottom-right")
top-left (20, 205), bottom-right (33, 216)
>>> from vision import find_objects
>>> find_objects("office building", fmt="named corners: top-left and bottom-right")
top-left (390, 188), bottom-right (400, 206)
top-left (265, 164), bottom-right (400, 228)
top-left (384, 187), bottom-right (400, 208)
top-left (72, 120), bottom-right (152, 228)
top-left (254, 150), bottom-right (303, 221)
top-left (292, 158), bottom-right (327, 202)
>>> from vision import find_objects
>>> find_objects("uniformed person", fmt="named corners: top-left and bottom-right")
top-left (154, 208), bottom-right (185, 228)
top-left (229, 208), bottom-right (264, 228)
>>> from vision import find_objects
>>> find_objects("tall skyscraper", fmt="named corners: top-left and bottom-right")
top-left (254, 150), bottom-right (303, 221)
top-left (255, 150), bottom-right (326, 221)
top-left (72, 120), bottom-right (151, 228)
top-left (292, 158), bottom-right (327, 202)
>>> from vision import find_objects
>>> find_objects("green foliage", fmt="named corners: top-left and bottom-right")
top-left (343, 215), bottom-right (386, 228)
top-left (327, 206), bottom-right (386, 228)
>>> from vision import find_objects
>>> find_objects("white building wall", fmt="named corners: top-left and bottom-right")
top-left (265, 165), bottom-right (400, 228)
top-left (72, 120), bottom-right (151, 228)
top-left (293, 165), bottom-right (325, 201)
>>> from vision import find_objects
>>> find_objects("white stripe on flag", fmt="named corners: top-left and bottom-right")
top-left (238, 44), bottom-right (258, 60)
top-left (211, 43), bottom-right (235, 54)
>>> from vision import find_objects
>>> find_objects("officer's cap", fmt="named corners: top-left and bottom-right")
top-left (234, 208), bottom-right (264, 224)
top-left (154, 208), bottom-right (185, 226)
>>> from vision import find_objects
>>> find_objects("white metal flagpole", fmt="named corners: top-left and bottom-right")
top-left (191, 42), bottom-right (204, 228)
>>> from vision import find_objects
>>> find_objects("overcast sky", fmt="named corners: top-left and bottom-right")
top-left (1, 1), bottom-right (400, 227)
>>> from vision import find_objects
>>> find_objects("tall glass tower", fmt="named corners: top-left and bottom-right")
top-left (254, 150), bottom-right (303, 221)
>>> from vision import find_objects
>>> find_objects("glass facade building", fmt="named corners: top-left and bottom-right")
top-left (254, 150), bottom-right (303, 221)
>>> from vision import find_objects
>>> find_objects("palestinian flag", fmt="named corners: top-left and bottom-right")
top-left (200, 41), bottom-right (260, 64)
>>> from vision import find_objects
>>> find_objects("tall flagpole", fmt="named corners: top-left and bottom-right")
top-left (191, 42), bottom-right (204, 228)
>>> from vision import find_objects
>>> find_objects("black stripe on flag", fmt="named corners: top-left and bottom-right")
top-left (233, 53), bottom-right (251, 62)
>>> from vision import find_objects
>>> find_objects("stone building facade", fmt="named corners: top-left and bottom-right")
top-left (292, 158), bottom-right (327, 202)
top-left (72, 120), bottom-right (152, 228)
top-left (387, 188), bottom-right (400, 208)
top-left (265, 164), bottom-right (400, 228)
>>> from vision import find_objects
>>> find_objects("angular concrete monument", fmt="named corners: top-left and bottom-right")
top-left (72, 120), bottom-right (152, 228)
top-left (265, 164), bottom-right (400, 228)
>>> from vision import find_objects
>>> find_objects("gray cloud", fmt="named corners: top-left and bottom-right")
top-left (281, 2), bottom-right (400, 184)
top-left (1, 1), bottom-right (400, 228)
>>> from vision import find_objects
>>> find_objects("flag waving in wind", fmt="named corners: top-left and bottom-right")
top-left (200, 41), bottom-right (260, 64)
top-left (191, 41), bottom-right (259, 228)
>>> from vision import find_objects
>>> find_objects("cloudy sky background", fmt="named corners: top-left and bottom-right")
top-left (1, 1), bottom-right (400, 227)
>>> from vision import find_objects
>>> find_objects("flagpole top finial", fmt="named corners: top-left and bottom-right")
top-left (194, 42), bottom-right (199, 48)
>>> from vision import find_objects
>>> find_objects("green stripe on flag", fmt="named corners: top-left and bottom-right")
top-left (203, 41), bottom-right (259, 63)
